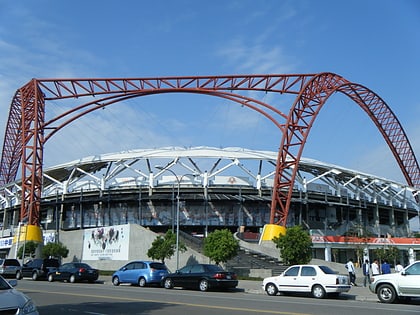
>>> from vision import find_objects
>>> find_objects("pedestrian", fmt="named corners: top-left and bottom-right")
top-left (346, 258), bottom-right (357, 286)
top-left (381, 260), bottom-right (391, 274)
top-left (362, 259), bottom-right (371, 287)
top-left (394, 262), bottom-right (404, 273)
top-left (371, 259), bottom-right (380, 276)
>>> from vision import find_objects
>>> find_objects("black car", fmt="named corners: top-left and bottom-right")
top-left (47, 262), bottom-right (99, 283)
top-left (19, 258), bottom-right (60, 281)
top-left (162, 264), bottom-right (238, 292)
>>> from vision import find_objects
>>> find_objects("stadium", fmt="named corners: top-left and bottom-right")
top-left (1, 146), bottom-right (419, 272)
top-left (1, 74), bottom-right (420, 273)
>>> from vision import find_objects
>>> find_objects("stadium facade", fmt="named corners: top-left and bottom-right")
top-left (1, 146), bottom-right (419, 266)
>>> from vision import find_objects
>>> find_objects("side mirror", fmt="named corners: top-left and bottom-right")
top-left (8, 279), bottom-right (18, 287)
top-left (401, 271), bottom-right (407, 276)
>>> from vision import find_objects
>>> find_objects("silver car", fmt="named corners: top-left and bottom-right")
top-left (0, 275), bottom-right (39, 314)
top-left (369, 260), bottom-right (420, 303)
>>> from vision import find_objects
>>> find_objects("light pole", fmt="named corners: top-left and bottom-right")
top-left (155, 166), bottom-right (191, 270)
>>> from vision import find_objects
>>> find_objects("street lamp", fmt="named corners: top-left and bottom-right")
top-left (155, 166), bottom-right (192, 270)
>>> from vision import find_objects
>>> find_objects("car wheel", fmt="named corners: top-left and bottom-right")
top-left (32, 272), bottom-right (38, 281)
top-left (312, 284), bottom-right (326, 299)
top-left (164, 278), bottom-right (173, 289)
top-left (16, 271), bottom-right (22, 280)
top-left (138, 277), bottom-right (146, 287)
top-left (265, 283), bottom-right (278, 296)
top-left (48, 274), bottom-right (54, 282)
top-left (112, 276), bottom-right (120, 286)
top-left (199, 279), bottom-right (209, 292)
top-left (69, 275), bottom-right (76, 283)
top-left (377, 284), bottom-right (397, 303)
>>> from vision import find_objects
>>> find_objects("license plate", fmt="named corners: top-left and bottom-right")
top-left (227, 275), bottom-right (231, 279)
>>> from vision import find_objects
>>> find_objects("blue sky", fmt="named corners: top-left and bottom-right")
top-left (0, 0), bottom-right (419, 186)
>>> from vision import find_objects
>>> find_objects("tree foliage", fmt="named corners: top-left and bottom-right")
top-left (147, 230), bottom-right (186, 263)
top-left (17, 241), bottom-right (38, 259)
top-left (272, 225), bottom-right (312, 265)
top-left (373, 246), bottom-right (399, 265)
top-left (41, 242), bottom-right (69, 259)
top-left (203, 229), bottom-right (239, 265)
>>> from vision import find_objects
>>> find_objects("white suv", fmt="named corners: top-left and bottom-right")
top-left (369, 260), bottom-right (420, 303)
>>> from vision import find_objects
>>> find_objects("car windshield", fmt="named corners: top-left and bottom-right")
top-left (0, 277), bottom-right (11, 290)
top-left (318, 266), bottom-right (337, 274)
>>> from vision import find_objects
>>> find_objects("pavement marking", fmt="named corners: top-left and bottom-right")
top-left (30, 288), bottom-right (310, 315)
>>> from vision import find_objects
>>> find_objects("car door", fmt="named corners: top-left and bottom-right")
top-left (173, 265), bottom-right (193, 287)
top-left (296, 266), bottom-right (317, 293)
top-left (188, 264), bottom-right (205, 288)
top-left (277, 266), bottom-right (301, 293)
top-left (56, 263), bottom-right (73, 281)
top-left (399, 262), bottom-right (420, 296)
top-left (122, 262), bottom-right (137, 283)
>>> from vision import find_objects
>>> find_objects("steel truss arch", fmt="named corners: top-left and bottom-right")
top-left (0, 74), bottom-right (418, 226)
top-left (271, 72), bottom-right (420, 225)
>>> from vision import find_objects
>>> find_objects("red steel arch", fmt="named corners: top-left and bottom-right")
top-left (270, 72), bottom-right (420, 225)
top-left (0, 73), bottom-right (418, 226)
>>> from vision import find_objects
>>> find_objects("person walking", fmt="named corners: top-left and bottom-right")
top-left (394, 262), bottom-right (404, 273)
top-left (381, 260), bottom-right (391, 274)
top-left (346, 258), bottom-right (357, 286)
top-left (371, 259), bottom-right (380, 276)
top-left (362, 259), bottom-right (371, 287)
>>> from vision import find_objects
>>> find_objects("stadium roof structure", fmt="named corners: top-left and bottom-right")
top-left (1, 147), bottom-right (418, 217)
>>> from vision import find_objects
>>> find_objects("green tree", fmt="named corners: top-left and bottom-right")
top-left (374, 246), bottom-right (399, 265)
top-left (203, 229), bottom-right (239, 265)
top-left (17, 241), bottom-right (38, 259)
top-left (147, 230), bottom-right (186, 263)
top-left (272, 225), bottom-right (313, 265)
top-left (41, 242), bottom-right (69, 260)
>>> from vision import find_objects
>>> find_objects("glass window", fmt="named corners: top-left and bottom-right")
top-left (190, 265), bottom-right (204, 273)
top-left (284, 266), bottom-right (299, 277)
top-left (405, 262), bottom-right (420, 275)
top-left (301, 267), bottom-right (316, 276)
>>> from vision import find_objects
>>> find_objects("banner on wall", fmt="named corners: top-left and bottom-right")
top-left (82, 224), bottom-right (129, 260)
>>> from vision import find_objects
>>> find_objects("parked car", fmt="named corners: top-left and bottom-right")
top-left (162, 264), bottom-right (238, 292)
top-left (112, 261), bottom-right (169, 287)
top-left (47, 262), bottom-right (99, 283)
top-left (262, 264), bottom-right (351, 299)
top-left (20, 258), bottom-right (60, 280)
top-left (0, 258), bottom-right (22, 279)
top-left (0, 275), bottom-right (39, 314)
top-left (369, 260), bottom-right (420, 303)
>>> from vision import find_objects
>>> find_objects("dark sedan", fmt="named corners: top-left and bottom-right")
top-left (47, 262), bottom-right (99, 283)
top-left (162, 264), bottom-right (238, 291)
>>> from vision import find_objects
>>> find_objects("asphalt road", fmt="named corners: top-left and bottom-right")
top-left (16, 278), bottom-right (420, 315)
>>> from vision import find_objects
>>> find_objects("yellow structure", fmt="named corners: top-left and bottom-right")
top-left (259, 224), bottom-right (286, 242)
top-left (13, 225), bottom-right (43, 244)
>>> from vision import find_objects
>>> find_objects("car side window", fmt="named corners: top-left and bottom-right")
top-left (61, 264), bottom-right (70, 270)
top-left (125, 263), bottom-right (134, 270)
top-left (190, 265), bottom-right (204, 273)
top-left (284, 266), bottom-right (299, 277)
top-left (179, 265), bottom-right (192, 274)
top-left (405, 263), bottom-right (420, 275)
top-left (134, 262), bottom-right (145, 270)
top-left (301, 267), bottom-right (316, 276)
